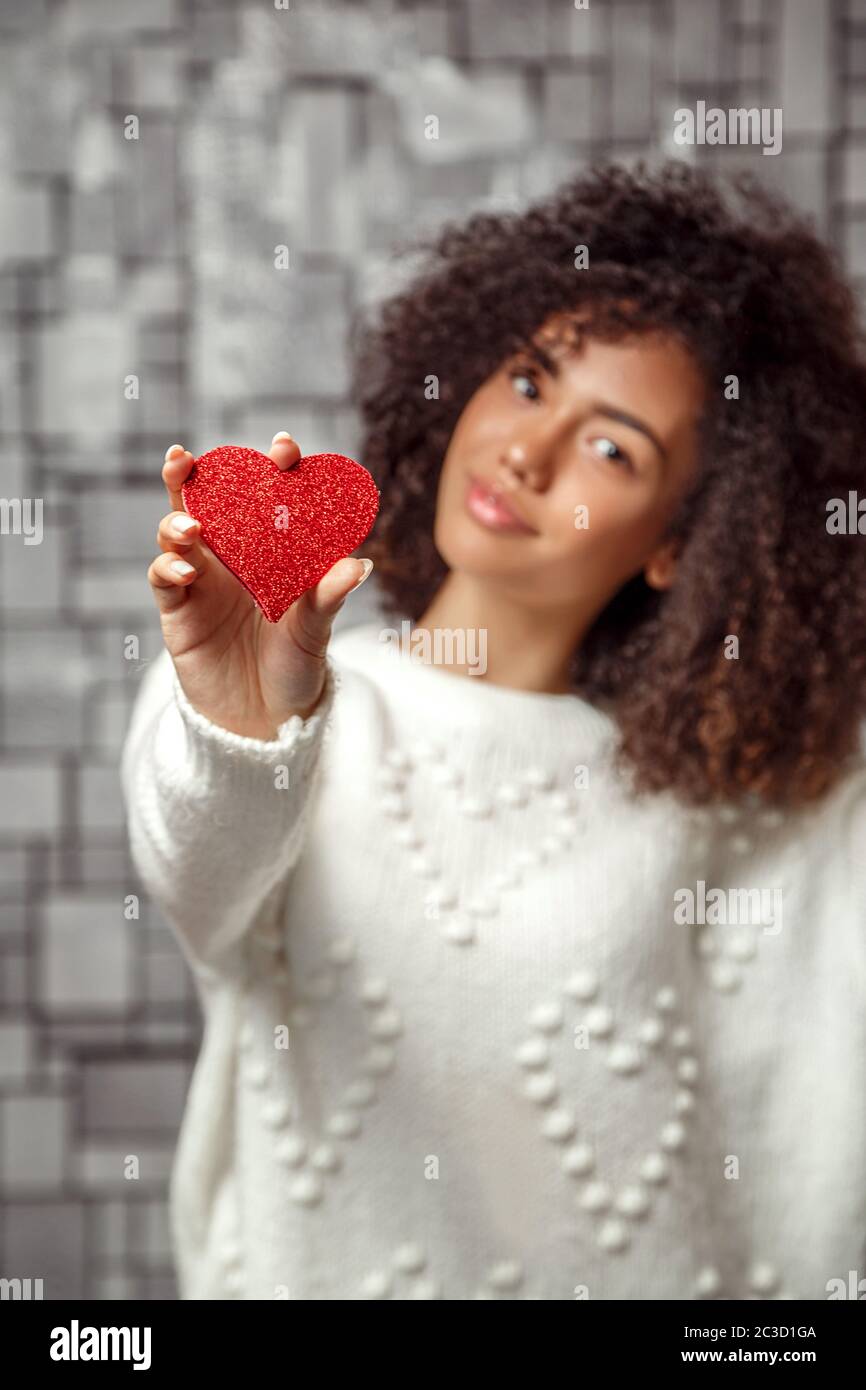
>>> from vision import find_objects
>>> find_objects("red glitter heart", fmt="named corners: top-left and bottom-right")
top-left (181, 445), bottom-right (380, 623)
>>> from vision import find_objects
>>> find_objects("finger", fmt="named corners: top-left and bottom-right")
top-left (147, 550), bottom-right (199, 614)
top-left (162, 445), bottom-right (196, 513)
top-left (157, 509), bottom-right (203, 556)
top-left (269, 431), bottom-right (301, 471)
top-left (311, 557), bottom-right (374, 615)
top-left (290, 557), bottom-right (374, 651)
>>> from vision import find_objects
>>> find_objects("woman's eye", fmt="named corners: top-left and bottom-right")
top-left (589, 436), bottom-right (632, 470)
top-left (509, 370), bottom-right (539, 401)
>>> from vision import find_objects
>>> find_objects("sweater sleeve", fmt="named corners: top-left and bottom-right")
top-left (119, 646), bottom-right (338, 980)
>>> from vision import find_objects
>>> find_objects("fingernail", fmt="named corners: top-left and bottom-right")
top-left (170, 559), bottom-right (196, 577)
top-left (165, 444), bottom-right (185, 461)
top-left (172, 515), bottom-right (198, 535)
top-left (271, 432), bottom-right (293, 445)
top-left (347, 558), bottom-right (374, 593)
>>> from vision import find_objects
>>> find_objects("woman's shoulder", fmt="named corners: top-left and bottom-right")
top-left (768, 749), bottom-right (866, 886)
top-left (837, 747), bottom-right (866, 880)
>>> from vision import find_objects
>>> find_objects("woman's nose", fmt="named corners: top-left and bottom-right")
top-left (497, 440), bottom-right (553, 491)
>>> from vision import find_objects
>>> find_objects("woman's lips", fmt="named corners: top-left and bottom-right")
top-left (465, 476), bottom-right (537, 535)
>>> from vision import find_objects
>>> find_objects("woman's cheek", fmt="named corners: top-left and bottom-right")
top-left (560, 489), bottom-right (649, 566)
top-left (560, 477), bottom-right (619, 542)
top-left (582, 474), bottom-right (656, 533)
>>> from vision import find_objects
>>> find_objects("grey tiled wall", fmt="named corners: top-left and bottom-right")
top-left (0, 0), bottom-right (862, 1300)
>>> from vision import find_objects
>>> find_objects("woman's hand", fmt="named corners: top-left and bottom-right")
top-left (147, 433), bottom-right (373, 739)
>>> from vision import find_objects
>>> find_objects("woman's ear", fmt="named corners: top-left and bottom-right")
top-left (644, 539), bottom-right (679, 591)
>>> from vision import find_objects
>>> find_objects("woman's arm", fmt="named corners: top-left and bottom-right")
top-left (120, 645), bottom-right (337, 979)
top-left (125, 435), bottom-right (372, 979)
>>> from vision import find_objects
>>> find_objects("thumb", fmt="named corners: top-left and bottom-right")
top-left (289, 557), bottom-right (374, 650)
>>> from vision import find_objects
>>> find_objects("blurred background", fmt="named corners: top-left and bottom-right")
top-left (0, 0), bottom-right (860, 1299)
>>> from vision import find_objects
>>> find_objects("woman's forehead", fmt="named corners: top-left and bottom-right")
top-left (526, 310), bottom-right (695, 372)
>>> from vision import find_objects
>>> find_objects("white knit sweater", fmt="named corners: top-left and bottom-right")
top-left (120, 619), bottom-right (866, 1301)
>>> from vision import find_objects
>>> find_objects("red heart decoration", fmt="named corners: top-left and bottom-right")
top-left (181, 445), bottom-right (380, 623)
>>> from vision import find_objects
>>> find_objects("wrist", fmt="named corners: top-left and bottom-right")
top-left (191, 708), bottom-right (281, 741)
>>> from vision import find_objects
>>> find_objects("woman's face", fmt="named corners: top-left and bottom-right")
top-left (433, 315), bottom-right (707, 612)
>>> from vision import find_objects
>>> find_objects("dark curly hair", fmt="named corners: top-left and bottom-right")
top-left (348, 160), bottom-right (866, 808)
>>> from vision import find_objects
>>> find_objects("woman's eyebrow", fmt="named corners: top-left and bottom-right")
top-left (588, 402), bottom-right (669, 463)
top-left (518, 343), bottom-right (669, 462)
top-left (521, 340), bottom-right (559, 375)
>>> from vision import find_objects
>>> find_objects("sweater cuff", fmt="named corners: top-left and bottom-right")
top-left (169, 659), bottom-right (338, 780)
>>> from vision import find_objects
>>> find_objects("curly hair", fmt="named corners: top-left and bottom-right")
top-left (347, 160), bottom-right (866, 808)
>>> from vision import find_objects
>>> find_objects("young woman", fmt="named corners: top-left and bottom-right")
top-left (122, 162), bottom-right (866, 1301)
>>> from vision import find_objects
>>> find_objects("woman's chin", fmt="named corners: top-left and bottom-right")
top-left (434, 515), bottom-right (537, 575)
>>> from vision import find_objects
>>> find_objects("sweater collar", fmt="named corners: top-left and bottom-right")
top-left (330, 619), bottom-right (619, 750)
